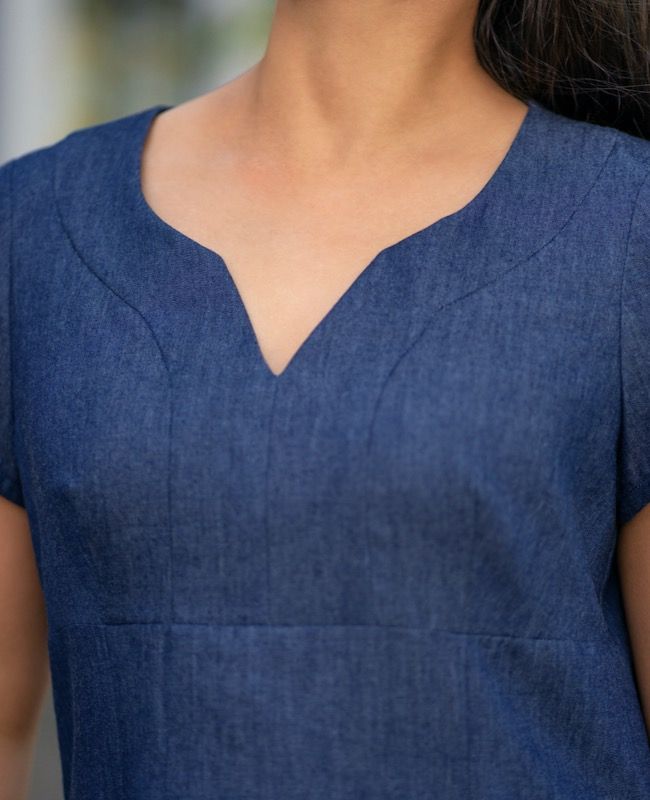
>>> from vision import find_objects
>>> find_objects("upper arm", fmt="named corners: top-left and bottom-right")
top-left (617, 163), bottom-right (650, 734)
top-left (0, 157), bottom-right (49, 760)
top-left (618, 504), bottom-right (650, 741)
top-left (0, 158), bottom-right (25, 510)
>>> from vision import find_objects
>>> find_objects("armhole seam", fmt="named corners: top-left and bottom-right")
top-left (7, 158), bottom-right (22, 506)
top-left (617, 162), bottom-right (650, 527)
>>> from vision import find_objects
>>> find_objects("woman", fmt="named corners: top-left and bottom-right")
top-left (2, 1), bottom-right (650, 798)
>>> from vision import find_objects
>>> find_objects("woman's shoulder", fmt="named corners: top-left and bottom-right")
top-left (1, 103), bottom-right (158, 221)
top-left (1, 104), bottom-right (162, 277)
top-left (535, 100), bottom-right (650, 182)
top-left (609, 124), bottom-right (650, 171)
top-left (525, 103), bottom-right (650, 270)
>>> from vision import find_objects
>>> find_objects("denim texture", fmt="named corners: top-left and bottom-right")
top-left (2, 97), bottom-right (650, 798)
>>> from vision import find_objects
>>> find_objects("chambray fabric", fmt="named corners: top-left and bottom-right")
top-left (2, 96), bottom-right (650, 799)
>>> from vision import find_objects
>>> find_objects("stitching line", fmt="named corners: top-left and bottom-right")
top-left (51, 154), bottom-right (172, 375)
top-left (264, 380), bottom-right (280, 621)
top-left (98, 626), bottom-right (127, 800)
top-left (464, 634), bottom-right (472, 799)
top-left (366, 134), bottom-right (621, 452)
top-left (7, 157), bottom-right (25, 508)
top-left (616, 163), bottom-right (650, 529)
top-left (51, 143), bottom-right (177, 626)
top-left (48, 618), bottom-right (608, 644)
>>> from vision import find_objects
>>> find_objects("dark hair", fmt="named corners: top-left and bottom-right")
top-left (474, 0), bottom-right (650, 139)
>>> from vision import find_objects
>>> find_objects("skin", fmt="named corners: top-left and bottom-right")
top-left (617, 505), bottom-right (650, 735)
top-left (0, 498), bottom-right (49, 799)
top-left (2, 0), bottom-right (649, 793)
top-left (140, 0), bottom-right (529, 378)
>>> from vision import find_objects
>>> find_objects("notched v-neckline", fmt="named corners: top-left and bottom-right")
top-left (131, 99), bottom-right (538, 381)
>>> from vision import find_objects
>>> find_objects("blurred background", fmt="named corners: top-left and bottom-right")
top-left (0, 2), bottom-right (273, 796)
top-left (1, 0), bottom-right (273, 160)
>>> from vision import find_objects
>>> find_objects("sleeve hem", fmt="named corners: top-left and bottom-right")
top-left (0, 472), bottom-right (25, 508)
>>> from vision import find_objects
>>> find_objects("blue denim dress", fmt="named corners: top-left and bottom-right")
top-left (2, 97), bottom-right (650, 799)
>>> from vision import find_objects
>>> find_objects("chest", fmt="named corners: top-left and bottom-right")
top-left (12, 215), bottom-right (622, 635)
top-left (139, 119), bottom-right (512, 378)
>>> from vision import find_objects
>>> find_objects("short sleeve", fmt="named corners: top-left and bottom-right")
top-left (617, 166), bottom-right (650, 527)
top-left (0, 157), bottom-right (25, 508)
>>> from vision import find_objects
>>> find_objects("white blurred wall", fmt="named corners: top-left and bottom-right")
top-left (0, 0), bottom-right (76, 160)
top-left (0, 0), bottom-right (271, 162)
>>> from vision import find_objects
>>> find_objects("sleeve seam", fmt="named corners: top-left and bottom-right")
top-left (619, 166), bottom-right (650, 390)
top-left (617, 164), bottom-right (650, 526)
top-left (7, 158), bottom-right (23, 507)
top-left (0, 471), bottom-right (22, 505)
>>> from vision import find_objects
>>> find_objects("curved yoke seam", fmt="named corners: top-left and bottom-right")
top-left (50, 139), bottom-right (172, 376)
top-left (366, 132), bottom-right (621, 452)
top-left (51, 139), bottom-right (177, 627)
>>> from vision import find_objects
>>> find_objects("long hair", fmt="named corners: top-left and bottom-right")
top-left (474, 0), bottom-right (650, 139)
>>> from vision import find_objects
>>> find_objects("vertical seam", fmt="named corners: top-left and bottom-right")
top-left (98, 627), bottom-right (127, 800)
top-left (616, 164), bottom-right (650, 531)
top-left (51, 144), bottom-right (176, 624)
top-left (167, 374), bottom-right (176, 623)
top-left (264, 379), bottom-right (280, 621)
top-left (7, 159), bottom-right (13, 490)
top-left (7, 157), bottom-right (24, 507)
top-left (365, 134), bottom-right (619, 451)
top-left (464, 635), bottom-right (472, 798)
top-left (164, 622), bottom-right (172, 799)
